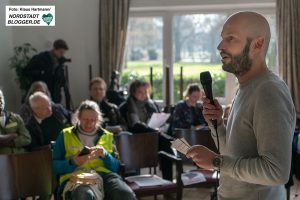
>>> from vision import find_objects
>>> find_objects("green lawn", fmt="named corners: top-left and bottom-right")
top-left (121, 60), bottom-right (226, 100)
top-left (123, 61), bottom-right (224, 78)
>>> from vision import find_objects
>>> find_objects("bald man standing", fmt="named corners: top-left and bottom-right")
top-left (186, 12), bottom-right (296, 200)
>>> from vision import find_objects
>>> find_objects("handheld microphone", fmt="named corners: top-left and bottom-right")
top-left (200, 71), bottom-right (217, 128)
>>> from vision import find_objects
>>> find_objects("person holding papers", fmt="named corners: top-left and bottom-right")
top-left (119, 79), bottom-right (174, 181)
top-left (119, 79), bottom-right (160, 133)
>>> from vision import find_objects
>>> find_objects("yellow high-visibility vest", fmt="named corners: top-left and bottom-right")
top-left (59, 126), bottom-right (114, 185)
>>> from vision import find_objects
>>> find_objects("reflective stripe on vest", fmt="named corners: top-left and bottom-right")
top-left (59, 126), bottom-right (114, 185)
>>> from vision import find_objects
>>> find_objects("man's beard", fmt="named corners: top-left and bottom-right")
top-left (222, 39), bottom-right (252, 76)
top-left (0, 103), bottom-right (4, 114)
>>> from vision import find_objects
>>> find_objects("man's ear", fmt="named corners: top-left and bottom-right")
top-left (252, 37), bottom-right (265, 52)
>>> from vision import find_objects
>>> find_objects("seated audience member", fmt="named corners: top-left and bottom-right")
top-left (172, 83), bottom-right (207, 130)
top-left (119, 80), bottom-right (174, 181)
top-left (119, 79), bottom-right (159, 133)
top-left (20, 81), bottom-right (51, 124)
top-left (0, 89), bottom-right (31, 153)
top-left (89, 77), bottom-right (126, 134)
top-left (26, 92), bottom-right (70, 149)
top-left (53, 100), bottom-right (135, 200)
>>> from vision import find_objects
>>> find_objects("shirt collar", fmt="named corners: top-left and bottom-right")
top-left (0, 115), bottom-right (5, 127)
top-left (34, 115), bottom-right (43, 124)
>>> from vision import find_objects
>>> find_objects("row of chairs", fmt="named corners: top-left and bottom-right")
top-left (115, 128), bottom-right (218, 200)
top-left (0, 129), bottom-right (217, 200)
top-left (0, 145), bottom-right (52, 199)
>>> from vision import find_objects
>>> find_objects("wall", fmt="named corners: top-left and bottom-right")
top-left (0, 0), bottom-right (19, 111)
top-left (1, 0), bottom-right (100, 111)
top-left (0, 0), bottom-right (276, 111)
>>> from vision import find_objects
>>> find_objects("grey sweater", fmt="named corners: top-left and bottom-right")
top-left (211, 70), bottom-right (296, 200)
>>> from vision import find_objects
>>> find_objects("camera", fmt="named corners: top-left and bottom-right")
top-left (58, 56), bottom-right (72, 65)
top-left (111, 70), bottom-right (119, 80)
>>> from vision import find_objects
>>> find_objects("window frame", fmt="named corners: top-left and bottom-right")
top-left (126, 3), bottom-right (276, 106)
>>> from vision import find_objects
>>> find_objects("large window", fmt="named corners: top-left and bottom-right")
top-left (122, 9), bottom-right (277, 105)
top-left (122, 17), bottom-right (163, 99)
top-left (172, 14), bottom-right (227, 102)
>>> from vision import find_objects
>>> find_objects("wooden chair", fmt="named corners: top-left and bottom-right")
top-left (173, 128), bottom-right (219, 199)
top-left (115, 132), bottom-right (183, 200)
top-left (0, 145), bottom-right (52, 199)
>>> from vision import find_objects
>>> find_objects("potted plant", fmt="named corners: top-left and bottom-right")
top-left (9, 43), bottom-right (37, 100)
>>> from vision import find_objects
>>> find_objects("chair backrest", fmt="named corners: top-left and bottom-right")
top-left (174, 128), bottom-right (218, 153)
top-left (0, 145), bottom-right (52, 199)
top-left (115, 132), bottom-right (159, 171)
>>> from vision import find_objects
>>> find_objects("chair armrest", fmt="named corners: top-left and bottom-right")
top-left (158, 151), bottom-right (181, 163)
top-left (119, 162), bottom-right (126, 180)
top-left (158, 151), bottom-right (183, 186)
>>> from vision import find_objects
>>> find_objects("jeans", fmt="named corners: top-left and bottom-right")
top-left (101, 172), bottom-right (136, 200)
top-left (70, 185), bottom-right (96, 200)
top-left (64, 173), bottom-right (136, 200)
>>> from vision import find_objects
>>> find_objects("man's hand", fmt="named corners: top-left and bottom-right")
top-left (0, 133), bottom-right (18, 147)
top-left (186, 145), bottom-right (217, 170)
top-left (202, 97), bottom-right (223, 126)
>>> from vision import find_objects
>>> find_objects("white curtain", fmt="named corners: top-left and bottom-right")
top-left (277, 0), bottom-right (300, 119)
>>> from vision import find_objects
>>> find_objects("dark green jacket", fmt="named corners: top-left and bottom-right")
top-left (0, 111), bottom-right (31, 154)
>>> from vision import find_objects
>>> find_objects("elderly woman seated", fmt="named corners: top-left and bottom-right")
top-left (119, 80), bottom-right (174, 181)
top-left (53, 100), bottom-right (135, 200)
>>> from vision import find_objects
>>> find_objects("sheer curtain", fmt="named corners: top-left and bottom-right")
top-left (277, 0), bottom-right (300, 119)
top-left (99, 0), bottom-right (130, 84)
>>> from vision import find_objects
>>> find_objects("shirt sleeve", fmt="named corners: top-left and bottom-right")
top-left (220, 82), bottom-right (296, 185)
top-left (52, 132), bottom-right (77, 175)
top-left (101, 139), bottom-right (119, 173)
top-left (210, 120), bottom-right (227, 151)
top-left (13, 114), bottom-right (31, 147)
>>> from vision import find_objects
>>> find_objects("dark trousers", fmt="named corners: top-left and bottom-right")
top-left (159, 133), bottom-right (174, 181)
top-left (101, 172), bottom-right (136, 200)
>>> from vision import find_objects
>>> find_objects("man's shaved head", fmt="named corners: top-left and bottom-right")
top-left (218, 11), bottom-right (271, 77)
top-left (223, 11), bottom-right (271, 55)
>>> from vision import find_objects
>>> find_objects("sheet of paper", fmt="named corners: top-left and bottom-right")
top-left (147, 113), bottom-right (170, 129)
top-left (125, 174), bottom-right (170, 187)
top-left (171, 138), bottom-right (191, 155)
top-left (180, 138), bottom-right (190, 147)
top-left (181, 171), bottom-right (207, 186)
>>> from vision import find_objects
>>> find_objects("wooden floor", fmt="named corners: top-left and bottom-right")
top-left (44, 176), bottom-right (300, 200)
top-left (141, 176), bottom-right (300, 200)
top-left (45, 169), bottom-right (300, 200)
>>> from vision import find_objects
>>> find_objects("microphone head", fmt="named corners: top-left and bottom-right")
top-left (200, 71), bottom-right (214, 105)
top-left (200, 71), bottom-right (212, 85)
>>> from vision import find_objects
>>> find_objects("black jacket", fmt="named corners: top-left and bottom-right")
top-left (119, 97), bottom-right (160, 133)
top-left (25, 103), bottom-right (71, 150)
top-left (23, 51), bottom-right (65, 103)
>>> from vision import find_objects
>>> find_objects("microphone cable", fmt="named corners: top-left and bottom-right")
top-left (212, 121), bottom-right (220, 200)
